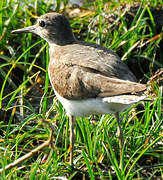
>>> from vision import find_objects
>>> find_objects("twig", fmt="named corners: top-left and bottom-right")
top-left (0, 131), bottom-right (53, 174)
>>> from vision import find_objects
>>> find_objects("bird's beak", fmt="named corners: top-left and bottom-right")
top-left (11, 25), bottom-right (37, 34)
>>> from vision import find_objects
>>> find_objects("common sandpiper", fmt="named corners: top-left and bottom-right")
top-left (12, 12), bottom-right (147, 168)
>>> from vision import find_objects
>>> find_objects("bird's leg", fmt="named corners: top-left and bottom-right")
top-left (69, 115), bottom-right (76, 166)
top-left (115, 112), bottom-right (124, 170)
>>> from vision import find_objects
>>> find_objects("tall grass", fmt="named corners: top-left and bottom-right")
top-left (0, 0), bottom-right (162, 179)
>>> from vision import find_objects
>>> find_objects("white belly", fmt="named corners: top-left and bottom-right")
top-left (54, 90), bottom-right (131, 117)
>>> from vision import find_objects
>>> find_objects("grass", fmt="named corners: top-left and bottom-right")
top-left (0, 0), bottom-right (163, 179)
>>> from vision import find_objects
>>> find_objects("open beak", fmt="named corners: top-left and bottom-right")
top-left (11, 25), bottom-right (37, 34)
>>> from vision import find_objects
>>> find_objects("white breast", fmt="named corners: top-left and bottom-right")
top-left (53, 90), bottom-right (137, 117)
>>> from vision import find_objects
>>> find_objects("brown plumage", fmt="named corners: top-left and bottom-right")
top-left (48, 41), bottom-right (146, 100)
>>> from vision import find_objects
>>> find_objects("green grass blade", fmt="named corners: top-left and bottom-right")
top-left (125, 134), bottom-right (163, 179)
top-left (82, 150), bottom-right (95, 180)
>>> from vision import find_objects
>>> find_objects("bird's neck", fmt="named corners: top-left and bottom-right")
top-left (47, 26), bottom-right (76, 46)
top-left (48, 43), bottom-right (64, 64)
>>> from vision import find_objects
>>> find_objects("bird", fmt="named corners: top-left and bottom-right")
top-left (11, 12), bottom-right (147, 168)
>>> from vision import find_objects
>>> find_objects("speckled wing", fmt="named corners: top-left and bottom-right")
top-left (49, 62), bottom-right (146, 100)
top-left (49, 42), bottom-right (144, 100)
top-left (55, 42), bottom-right (137, 82)
top-left (76, 66), bottom-right (146, 98)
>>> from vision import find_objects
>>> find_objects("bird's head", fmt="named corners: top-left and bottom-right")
top-left (12, 13), bottom-right (75, 45)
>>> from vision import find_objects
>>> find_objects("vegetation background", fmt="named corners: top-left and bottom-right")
top-left (0, 0), bottom-right (162, 179)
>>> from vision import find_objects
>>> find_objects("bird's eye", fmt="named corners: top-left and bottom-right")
top-left (39, 20), bottom-right (46, 27)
